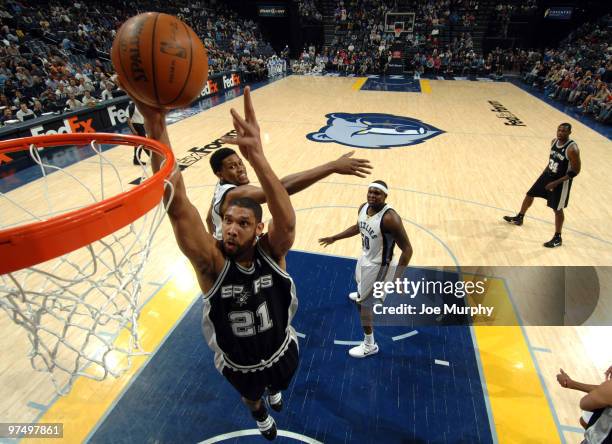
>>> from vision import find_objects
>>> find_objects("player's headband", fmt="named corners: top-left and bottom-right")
top-left (368, 182), bottom-right (388, 195)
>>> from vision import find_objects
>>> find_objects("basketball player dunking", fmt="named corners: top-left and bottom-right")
top-left (207, 148), bottom-right (372, 240)
top-left (503, 123), bottom-right (581, 248)
top-left (319, 181), bottom-right (413, 358)
top-left (136, 87), bottom-right (298, 440)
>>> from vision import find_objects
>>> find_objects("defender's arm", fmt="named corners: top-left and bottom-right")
top-left (222, 152), bottom-right (372, 206)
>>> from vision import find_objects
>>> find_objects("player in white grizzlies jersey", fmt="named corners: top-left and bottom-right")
top-left (319, 181), bottom-right (413, 358)
top-left (206, 148), bottom-right (373, 240)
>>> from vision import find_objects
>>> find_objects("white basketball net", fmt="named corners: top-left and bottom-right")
top-left (0, 141), bottom-right (173, 395)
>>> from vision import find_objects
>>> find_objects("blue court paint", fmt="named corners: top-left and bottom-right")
top-left (89, 251), bottom-right (493, 444)
top-left (508, 79), bottom-right (612, 141)
top-left (360, 76), bottom-right (422, 93)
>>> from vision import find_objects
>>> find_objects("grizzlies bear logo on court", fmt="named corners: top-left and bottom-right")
top-left (307, 113), bottom-right (443, 149)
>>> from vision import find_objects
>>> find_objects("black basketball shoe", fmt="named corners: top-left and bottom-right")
top-left (503, 215), bottom-right (523, 226)
top-left (543, 235), bottom-right (562, 248)
top-left (267, 391), bottom-right (283, 412)
top-left (256, 415), bottom-right (277, 441)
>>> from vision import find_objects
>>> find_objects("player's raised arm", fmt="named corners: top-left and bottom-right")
top-left (136, 98), bottom-right (222, 274)
top-left (222, 152), bottom-right (372, 206)
top-left (222, 87), bottom-right (295, 257)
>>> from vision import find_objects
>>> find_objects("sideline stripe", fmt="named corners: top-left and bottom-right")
top-left (419, 79), bottom-right (432, 94)
top-left (469, 276), bottom-right (562, 443)
top-left (392, 330), bottom-right (418, 341)
top-left (24, 270), bottom-right (200, 444)
top-left (532, 346), bottom-right (553, 353)
top-left (333, 340), bottom-right (362, 345)
top-left (352, 77), bottom-right (368, 90)
top-left (560, 425), bottom-right (585, 434)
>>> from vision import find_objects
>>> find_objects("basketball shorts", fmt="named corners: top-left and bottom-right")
top-left (355, 256), bottom-right (394, 305)
top-left (222, 339), bottom-right (299, 401)
top-left (527, 172), bottom-right (572, 210)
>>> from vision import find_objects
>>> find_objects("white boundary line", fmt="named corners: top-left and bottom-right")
top-left (198, 429), bottom-right (323, 443)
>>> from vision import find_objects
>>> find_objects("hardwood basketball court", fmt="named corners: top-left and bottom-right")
top-left (1, 75), bottom-right (611, 443)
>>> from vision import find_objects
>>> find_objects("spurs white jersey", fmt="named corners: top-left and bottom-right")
top-left (211, 182), bottom-right (236, 240)
top-left (357, 203), bottom-right (395, 265)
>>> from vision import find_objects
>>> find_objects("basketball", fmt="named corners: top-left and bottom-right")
top-left (111, 12), bottom-right (208, 109)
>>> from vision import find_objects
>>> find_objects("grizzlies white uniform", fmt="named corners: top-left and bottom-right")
top-left (355, 203), bottom-right (396, 302)
top-left (211, 182), bottom-right (236, 240)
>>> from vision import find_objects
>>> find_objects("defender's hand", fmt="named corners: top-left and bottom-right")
top-left (333, 151), bottom-right (373, 178)
top-left (556, 369), bottom-right (572, 388)
top-left (318, 236), bottom-right (336, 247)
top-left (222, 87), bottom-right (263, 162)
top-left (545, 181), bottom-right (558, 192)
top-left (605, 366), bottom-right (612, 380)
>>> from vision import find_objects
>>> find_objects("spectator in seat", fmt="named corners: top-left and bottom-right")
top-left (1, 108), bottom-right (16, 125)
top-left (16, 102), bottom-right (35, 121)
top-left (101, 82), bottom-right (114, 101)
top-left (32, 100), bottom-right (45, 117)
top-left (81, 90), bottom-right (98, 107)
top-left (65, 93), bottom-right (83, 110)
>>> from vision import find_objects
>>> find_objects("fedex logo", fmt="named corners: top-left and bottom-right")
top-left (222, 73), bottom-right (241, 89)
top-left (201, 79), bottom-right (219, 97)
top-left (30, 116), bottom-right (96, 136)
top-left (107, 104), bottom-right (131, 126)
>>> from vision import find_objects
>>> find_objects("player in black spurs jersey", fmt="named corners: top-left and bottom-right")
top-left (137, 87), bottom-right (298, 441)
top-left (503, 123), bottom-right (582, 248)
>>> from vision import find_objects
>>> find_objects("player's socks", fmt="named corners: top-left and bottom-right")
top-left (364, 333), bottom-right (374, 346)
top-left (251, 404), bottom-right (277, 440)
top-left (267, 390), bottom-right (283, 412)
top-left (503, 213), bottom-right (524, 225)
top-left (543, 233), bottom-right (562, 248)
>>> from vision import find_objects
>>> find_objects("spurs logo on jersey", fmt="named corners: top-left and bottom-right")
top-left (211, 181), bottom-right (237, 239)
top-left (547, 138), bottom-right (574, 178)
top-left (202, 243), bottom-right (298, 373)
top-left (358, 203), bottom-right (395, 265)
top-left (221, 275), bottom-right (273, 306)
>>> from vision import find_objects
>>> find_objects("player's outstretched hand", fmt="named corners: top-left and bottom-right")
top-left (556, 368), bottom-right (572, 388)
top-left (333, 151), bottom-right (373, 178)
top-left (222, 87), bottom-right (263, 162)
top-left (605, 366), bottom-right (612, 380)
top-left (318, 236), bottom-right (335, 247)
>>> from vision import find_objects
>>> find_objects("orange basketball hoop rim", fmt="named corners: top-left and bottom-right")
top-left (0, 133), bottom-right (175, 275)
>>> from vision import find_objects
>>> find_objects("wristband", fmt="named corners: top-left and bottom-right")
top-left (567, 171), bottom-right (577, 178)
